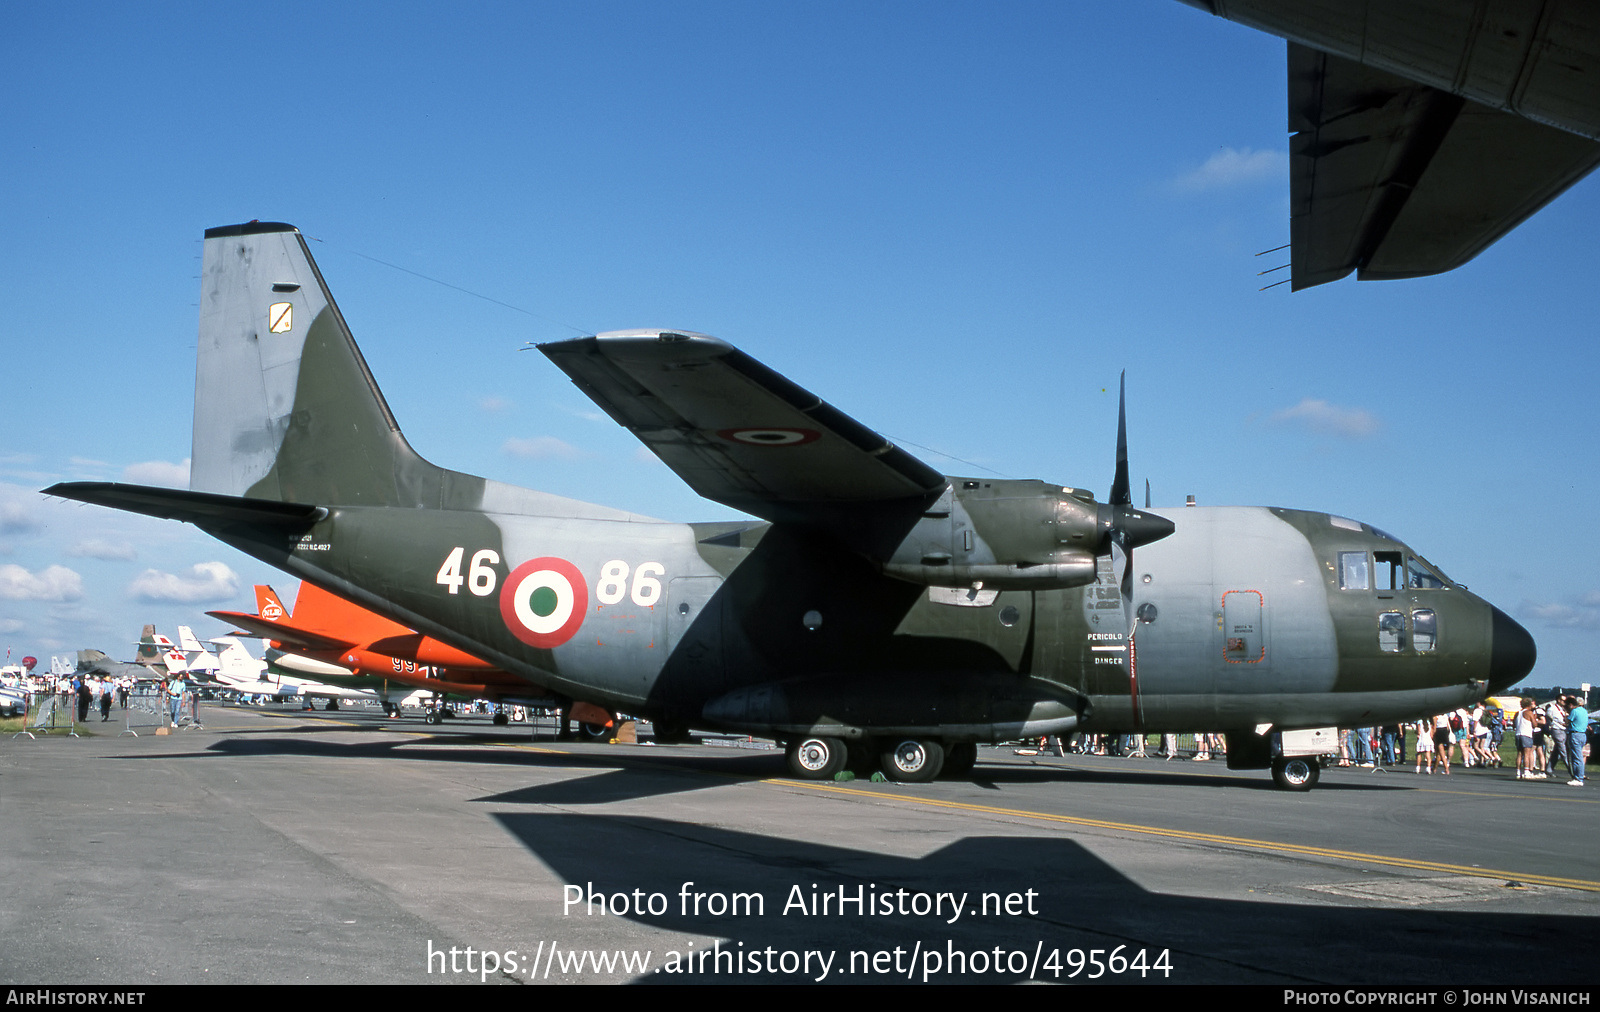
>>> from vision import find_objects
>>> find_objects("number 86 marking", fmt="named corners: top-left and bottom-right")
top-left (595, 560), bottom-right (665, 607)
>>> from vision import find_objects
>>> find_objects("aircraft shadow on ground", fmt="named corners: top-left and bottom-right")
top-left (495, 811), bottom-right (1600, 985)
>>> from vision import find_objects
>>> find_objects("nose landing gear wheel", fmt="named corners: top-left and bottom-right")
top-left (1272, 756), bottom-right (1320, 791)
top-left (881, 739), bottom-right (945, 783)
top-left (787, 736), bottom-right (846, 780)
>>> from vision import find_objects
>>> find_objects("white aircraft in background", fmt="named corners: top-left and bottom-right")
top-left (173, 625), bottom-right (380, 710)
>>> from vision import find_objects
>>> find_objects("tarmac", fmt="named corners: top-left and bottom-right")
top-left (3, 702), bottom-right (1598, 985)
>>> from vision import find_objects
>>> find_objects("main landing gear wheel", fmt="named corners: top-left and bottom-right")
top-left (579, 721), bottom-right (611, 741)
top-left (786, 736), bottom-right (846, 780)
top-left (1272, 756), bottom-right (1320, 792)
top-left (939, 742), bottom-right (977, 779)
top-left (424, 710), bottom-right (442, 725)
top-left (881, 739), bottom-right (945, 783)
top-left (492, 711), bottom-right (509, 726)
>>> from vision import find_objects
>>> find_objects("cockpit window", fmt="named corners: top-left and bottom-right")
top-left (1374, 551), bottom-right (1404, 591)
top-left (1407, 557), bottom-right (1447, 589)
top-left (1338, 552), bottom-right (1369, 590)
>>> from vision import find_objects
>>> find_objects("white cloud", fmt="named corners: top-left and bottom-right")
top-left (1524, 592), bottom-right (1600, 631)
top-left (69, 538), bottom-right (138, 561)
top-left (0, 485), bottom-right (40, 535)
top-left (1172, 147), bottom-right (1286, 192)
top-left (478, 395), bottom-right (511, 413)
top-left (128, 561), bottom-right (239, 603)
top-left (502, 437), bottom-right (583, 461)
top-left (0, 564), bottom-right (84, 601)
top-left (0, 618), bottom-right (23, 634)
top-left (122, 458), bottom-right (190, 487)
top-left (1270, 398), bottom-right (1380, 439)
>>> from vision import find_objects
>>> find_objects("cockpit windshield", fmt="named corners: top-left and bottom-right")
top-left (1407, 556), bottom-right (1448, 589)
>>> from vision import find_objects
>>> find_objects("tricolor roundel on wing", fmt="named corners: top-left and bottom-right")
top-left (499, 557), bottom-right (588, 649)
top-left (716, 427), bottom-right (820, 446)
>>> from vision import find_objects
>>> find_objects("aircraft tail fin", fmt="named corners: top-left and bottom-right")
top-left (134, 625), bottom-right (161, 665)
top-left (255, 585), bottom-right (290, 622)
top-left (192, 222), bottom-right (468, 508)
top-left (213, 637), bottom-right (264, 678)
top-left (177, 626), bottom-right (205, 653)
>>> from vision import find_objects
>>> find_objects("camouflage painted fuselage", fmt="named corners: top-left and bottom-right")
top-left (203, 493), bottom-right (1522, 742)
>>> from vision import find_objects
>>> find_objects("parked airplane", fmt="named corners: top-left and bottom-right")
top-left (74, 626), bottom-right (184, 682)
top-left (45, 222), bottom-right (1535, 788)
top-left (210, 583), bottom-right (572, 725)
top-left (1178, 0), bottom-right (1600, 290)
top-left (174, 621), bottom-right (379, 709)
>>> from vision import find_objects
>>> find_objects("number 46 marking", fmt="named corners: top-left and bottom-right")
top-left (436, 547), bottom-right (500, 596)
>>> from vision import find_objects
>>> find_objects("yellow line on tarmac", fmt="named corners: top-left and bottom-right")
top-left (784, 781), bottom-right (1600, 892)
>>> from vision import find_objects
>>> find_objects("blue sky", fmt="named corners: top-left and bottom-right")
top-left (2, 1), bottom-right (1595, 688)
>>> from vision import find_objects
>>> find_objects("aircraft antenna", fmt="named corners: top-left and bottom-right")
top-left (1259, 278), bottom-right (1292, 291)
top-left (308, 237), bottom-right (593, 337)
top-left (1254, 243), bottom-right (1290, 256)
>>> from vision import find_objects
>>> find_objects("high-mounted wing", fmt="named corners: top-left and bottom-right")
top-left (1290, 43), bottom-right (1600, 290)
top-left (540, 331), bottom-right (946, 549)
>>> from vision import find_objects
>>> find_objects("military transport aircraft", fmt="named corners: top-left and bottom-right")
top-left (44, 222), bottom-right (1535, 789)
top-left (1178, 0), bottom-right (1600, 290)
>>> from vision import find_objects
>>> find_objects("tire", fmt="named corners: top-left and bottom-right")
top-left (424, 711), bottom-right (441, 725)
top-left (881, 739), bottom-right (945, 783)
top-left (492, 712), bottom-right (508, 726)
top-left (651, 718), bottom-right (693, 744)
top-left (579, 721), bottom-right (611, 741)
top-left (786, 736), bottom-right (847, 780)
top-left (1272, 755), bottom-right (1320, 791)
top-left (940, 742), bottom-right (978, 779)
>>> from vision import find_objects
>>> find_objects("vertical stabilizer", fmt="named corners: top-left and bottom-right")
top-left (192, 222), bottom-right (453, 507)
top-left (255, 585), bottom-right (290, 622)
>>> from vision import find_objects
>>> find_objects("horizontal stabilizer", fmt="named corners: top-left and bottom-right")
top-left (204, 610), bottom-right (354, 655)
top-left (42, 482), bottom-right (326, 529)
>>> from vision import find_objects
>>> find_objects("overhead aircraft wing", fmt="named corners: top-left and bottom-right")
top-left (1289, 43), bottom-right (1600, 290)
top-left (539, 331), bottom-right (946, 552)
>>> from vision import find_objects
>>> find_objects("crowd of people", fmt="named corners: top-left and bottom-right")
top-left (1020, 696), bottom-right (1592, 786)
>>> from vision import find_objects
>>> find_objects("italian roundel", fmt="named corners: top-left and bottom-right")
top-left (499, 557), bottom-right (588, 649)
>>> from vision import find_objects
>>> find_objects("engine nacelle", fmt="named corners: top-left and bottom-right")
top-left (880, 479), bottom-right (1105, 590)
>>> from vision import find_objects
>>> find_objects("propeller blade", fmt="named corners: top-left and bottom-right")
top-left (1110, 371), bottom-right (1130, 507)
top-left (1101, 371), bottom-right (1173, 643)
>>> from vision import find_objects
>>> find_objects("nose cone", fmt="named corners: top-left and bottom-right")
top-left (1489, 606), bottom-right (1536, 693)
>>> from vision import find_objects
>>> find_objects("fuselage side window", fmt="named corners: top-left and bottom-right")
top-left (1378, 611), bottom-right (1405, 652)
top-left (1374, 551), bottom-right (1403, 591)
top-left (1339, 552), bottom-right (1370, 590)
top-left (1413, 609), bottom-right (1437, 651)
